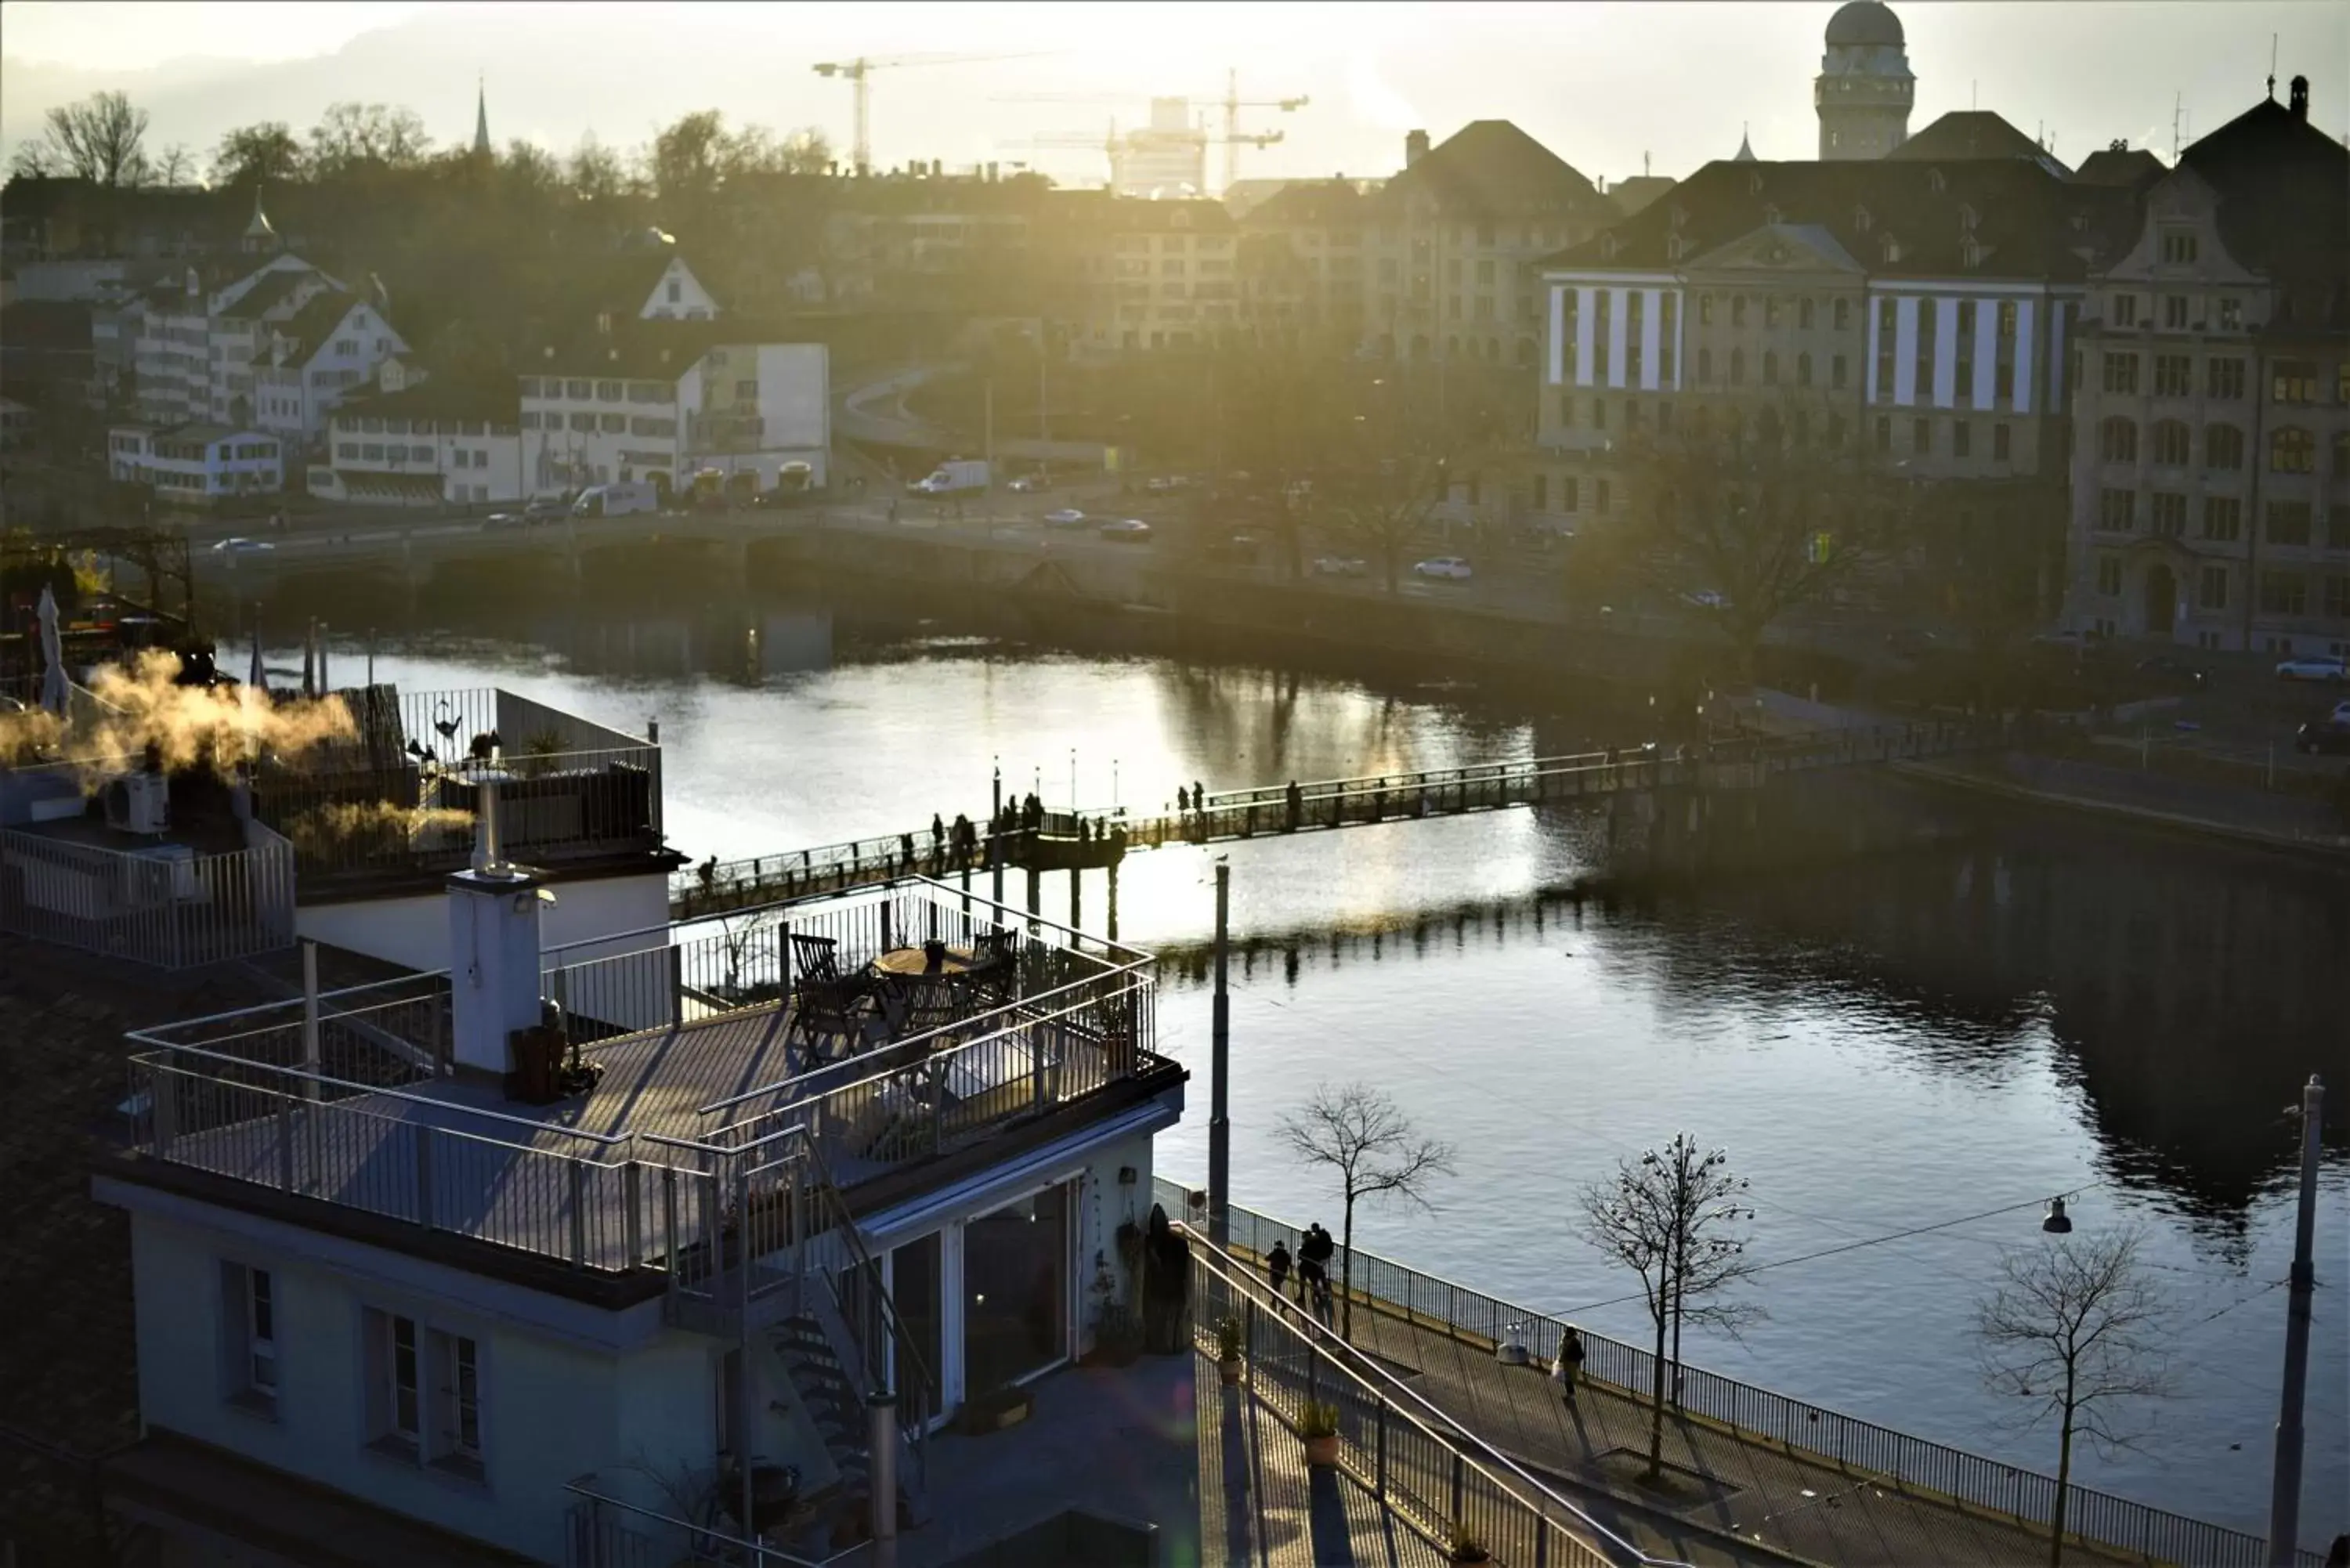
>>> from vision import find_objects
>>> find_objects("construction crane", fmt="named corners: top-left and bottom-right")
top-left (1000, 117), bottom-right (1287, 197)
top-left (812, 52), bottom-right (1044, 178)
top-left (995, 68), bottom-right (1309, 191)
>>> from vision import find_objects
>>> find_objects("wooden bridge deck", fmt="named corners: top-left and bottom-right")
top-left (670, 717), bottom-right (2016, 920)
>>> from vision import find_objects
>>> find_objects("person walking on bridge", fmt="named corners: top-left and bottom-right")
top-left (1266, 1239), bottom-right (1292, 1304)
top-left (1285, 780), bottom-right (1303, 833)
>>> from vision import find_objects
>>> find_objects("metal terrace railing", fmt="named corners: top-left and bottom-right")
top-left (248, 685), bottom-right (663, 880)
top-left (1173, 1182), bottom-right (2320, 1568)
top-left (0, 819), bottom-right (298, 969)
top-left (117, 879), bottom-right (1166, 1291)
top-left (1186, 1228), bottom-right (1631, 1568)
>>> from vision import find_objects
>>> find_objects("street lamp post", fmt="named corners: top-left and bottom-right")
top-left (2265, 1073), bottom-right (2326, 1566)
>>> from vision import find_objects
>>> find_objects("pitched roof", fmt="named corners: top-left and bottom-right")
top-left (2069, 146), bottom-right (2166, 188)
top-left (526, 316), bottom-right (748, 381)
top-left (219, 269), bottom-right (313, 322)
top-left (2175, 91), bottom-right (2349, 309)
top-left (334, 376), bottom-right (517, 426)
top-left (269, 289), bottom-right (363, 364)
top-left (1546, 157), bottom-right (2141, 282)
top-left (1889, 111), bottom-right (2069, 175)
top-left (1379, 120), bottom-right (1607, 221)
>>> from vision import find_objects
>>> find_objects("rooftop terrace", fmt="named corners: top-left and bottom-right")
top-left (118, 879), bottom-right (1176, 1296)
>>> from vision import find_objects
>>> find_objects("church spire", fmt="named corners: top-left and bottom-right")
top-left (1734, 123), bottom-right (1757, 162)
top-left (472, 75), bottom-right (492, 158)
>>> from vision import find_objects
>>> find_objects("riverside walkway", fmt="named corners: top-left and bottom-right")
top-left (1180, 1187), bottom-right (2313, 1568)
top-left (671, 717), bottom-right (2019, 919)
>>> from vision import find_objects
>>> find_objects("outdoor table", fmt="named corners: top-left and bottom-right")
top-left (870, 943), bottom-right (991, 979)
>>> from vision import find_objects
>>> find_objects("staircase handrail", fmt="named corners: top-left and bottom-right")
top-left (800, 1134), bottom-right (935, 1494)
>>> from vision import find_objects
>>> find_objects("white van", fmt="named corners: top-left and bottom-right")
top-left (573, 481), bottom-right (660, 519)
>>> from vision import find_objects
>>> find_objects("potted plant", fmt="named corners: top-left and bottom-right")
top-left (1297, 1399), bottom-right (1342, 1468)
top-left (1215, 1316), bottom-right (1243, 1386)
top-left (1447, 1523), bottom-right (1491, 1564)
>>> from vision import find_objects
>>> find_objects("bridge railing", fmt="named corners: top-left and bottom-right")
top-left (1169, 1180), bottom-right (2317, 1568)
top-left (673, 831), bottom-right (997, 915)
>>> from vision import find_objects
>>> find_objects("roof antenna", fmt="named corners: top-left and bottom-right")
top-left (2171, 91), bottom-right (2182, 161)
top-left (2267, 34), bottom-right (2277, 99)
top-left (1643, 150), bottom-right (1651, 178)
top-left (1972, 80), bottom-right (1978, 111)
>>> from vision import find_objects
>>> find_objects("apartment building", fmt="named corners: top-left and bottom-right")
top-left (103, 421), bottom-right (284, 500)
top-left (313, 356), bottom-right (526, 506)
top-left (1534, 155), bottom-right (2140, 555)
top-left (119, 253), bottom-right (407, 458)
top-left (1238, 122), bottom-right (1614, 367)
top-left (2063, 77), bottom-right (2350, 656)
top-left (1049, 192), bottom-right (1242, 353)
top-left (519, 323), bottom-right (829, 497)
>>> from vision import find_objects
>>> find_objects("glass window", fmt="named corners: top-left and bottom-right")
top-left (2153, 356), bottom-right (2192, 397)
top-left (2200, 497), bottom-right (2242, 541)
top-left (2266, 500), bottom-right (2314, 546)
top-left (1993, 422), bottom-right (2011, 461)
top-left (1799, 298), bottom-right (1816, 330)
top-left (1832, 354), bottom-right (1849, 390)
top-left (2206, 424), bottom-right (2244, 470)
top-left (2099, 419), bottom-right (2138, 463)
top-left (2151, 421), bottom-right (2191, 466)
top-left (2102, 353), bottom-right (2138, 395)
top-left (2207, 359), bottom-right (2244, 399)
top-left (964, 1185), bottom-right (1070, 1395)
top-left (2258, 571), bottom-right (2308, 616)
top-left (2272, 360), bottom-right (2318, 403)
top-left (2270, 427), bottom-right (2315, 473)
top-left (2149, 493), bottom-right (2187, 537)
top-left (2096, 489), bottom-right (2134, 532)
top-left (1953, 421), bottom-right (1972, 459)
top-left (1835, 298), bottom-right (1850, 332)
top-left (2199, 566), bottom-right (2229, 610)
top-left (2095, 555), bottom-right (2123, 596)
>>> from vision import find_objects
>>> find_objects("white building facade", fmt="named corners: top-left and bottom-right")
top-left (519, 341), bottom-right (830, 499)
top-left (106, 421), bottom-right (285, 501)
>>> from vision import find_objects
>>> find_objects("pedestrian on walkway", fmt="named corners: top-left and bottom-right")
top-left (1266, 1240), bottom-right (1292, 1302)
top-left (1177, 785), bottom-right (1190, 812)
top-left (1296, 1222), bottom-right (1335, 1307)
top-left (1553, 1326), bottom-right (1585, 1407)
top-left (1312, 1274), bottom-right (1336, 1330)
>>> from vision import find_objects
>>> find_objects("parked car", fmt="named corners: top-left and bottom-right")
top-left (1412, 556), bottom-right (1473, 581)
top-left (212, 537), bottom-right (274, 555)
top-left (1884, 627), bottom-right (1946, 659)
top-left (2294, 721), bottom-right (2350, 756)
top-left (1312, 556), bottom-right (1369, 577)
top-left (1682, 588), bottom-right (1731, 610)
top-left (2275, 653), bottom-right (2348, 682)
top-left (1098, 518), bottom-right (1153, 543)
top-left (1042, 508), bottom-right (1089, 529)
top-left (2135, 656), bottom-right (2207, 688)
top-left (1009, 472), bottom-right (1051, 493)
top-left (481, 512), bottom-right (526, 531)
top-left (2329, 699), bottom-right (2350, 725)
top-left (523, 496), bottom-right (569, 522)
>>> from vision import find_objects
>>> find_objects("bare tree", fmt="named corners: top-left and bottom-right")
top-left (151, 143), bottom-right (196, 186)
top-left (1577, 1133), bottom-right (1758, 1483)
top-left (1976, 1229), bottom-right (2172, 1568)
top-left (1586, 392), bottom-right (1906, 681)
top-left (1277, 1082), bottom-right (1455, 1339)
top-left (20, 91), bottom-right (151, 186)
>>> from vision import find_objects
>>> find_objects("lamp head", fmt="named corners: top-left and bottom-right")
top-left (2041, 1197), bottom-right (2073, 1235)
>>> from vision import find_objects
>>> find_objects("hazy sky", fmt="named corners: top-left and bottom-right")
top-left (3, 2), bottom-right (2344, 189)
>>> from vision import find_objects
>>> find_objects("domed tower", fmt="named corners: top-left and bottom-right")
top-left (1815, 1), bottom-right (1914, 160)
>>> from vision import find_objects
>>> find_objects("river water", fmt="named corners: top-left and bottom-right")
top-left (287, 591), bottom-right (2346, 1546)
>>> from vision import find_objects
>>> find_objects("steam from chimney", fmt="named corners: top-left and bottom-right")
top-left (1405, 128), bottom-right (1430, 168)
top-left (0, 649), bottom-right (357, 787)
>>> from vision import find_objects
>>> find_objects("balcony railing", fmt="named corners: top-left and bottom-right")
top-left (248, 686), bottom-right (663, 881)
top-left (1, 820), bottom-right (297, 969)
top-left (121, 879), bottom-right (1168, 1288)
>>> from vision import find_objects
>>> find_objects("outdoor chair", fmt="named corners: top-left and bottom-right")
top-left (789, 932), bottom-right (846, 987)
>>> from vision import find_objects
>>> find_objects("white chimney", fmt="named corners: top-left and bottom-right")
top-left (446, 779), bottom-right (547, 1080)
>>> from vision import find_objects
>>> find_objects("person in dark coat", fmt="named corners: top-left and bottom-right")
top-left (1141, 1203), bottom-right (1192, 1353)
top-left (1266, 1240), bottom-right (1292, 1301)
top-left (1296, 1223), bottom-right (1335, 1306)
top-left (1553, 1326), bottom-right (1586, 1407)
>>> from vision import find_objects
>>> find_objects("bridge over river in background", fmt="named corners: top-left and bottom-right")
top-left (670, 716), bottom-right (2023, 921)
